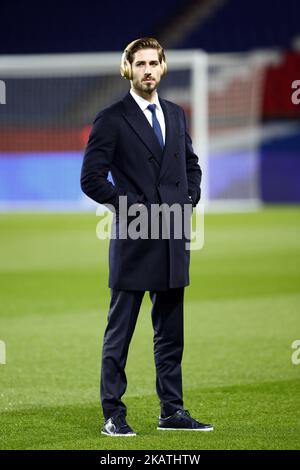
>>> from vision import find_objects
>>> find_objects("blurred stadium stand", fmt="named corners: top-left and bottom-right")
top-left (179, 0), bottom-right (300, 52)
top-left (1, 0), bottom-right (299, 54)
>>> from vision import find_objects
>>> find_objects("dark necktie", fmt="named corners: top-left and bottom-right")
top-left (147, 104), bottom-right (164, 150)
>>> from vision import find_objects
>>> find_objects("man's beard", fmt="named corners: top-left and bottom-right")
top-left (137, 79), bottom-right (158, 94)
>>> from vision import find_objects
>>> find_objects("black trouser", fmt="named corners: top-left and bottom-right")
top-left (100, 287), bottom-right (184, 420)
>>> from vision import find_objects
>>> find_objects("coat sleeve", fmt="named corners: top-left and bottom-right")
top-left (182, 108), bottom-right (202, 207)
top-left (80, 111), bottom-right (119, 208)
top-left (80, 111), bottom-right (145, 209)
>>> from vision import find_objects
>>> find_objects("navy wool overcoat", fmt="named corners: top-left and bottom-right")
top-left (81, 92), bottom-right (202, 291)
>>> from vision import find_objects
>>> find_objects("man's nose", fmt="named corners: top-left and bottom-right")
top-left (144, 64), bottom-right (151, 75)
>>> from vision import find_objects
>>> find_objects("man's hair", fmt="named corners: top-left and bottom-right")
top-left (125, 37), bottom-right (165, 64)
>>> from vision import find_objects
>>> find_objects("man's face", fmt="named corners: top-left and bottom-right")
top-left (131, 48), bottom-right (163, 97)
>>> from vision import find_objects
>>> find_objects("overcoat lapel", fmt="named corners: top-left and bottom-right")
top-left (121, 93), bottom-right (163, 166)
top-left (158, 97), bottom-right (177, 181)
top-left (121, 92), bottom-right (177, 179)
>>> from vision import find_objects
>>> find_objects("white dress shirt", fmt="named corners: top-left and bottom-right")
top-left (130, 89), bottom-right (166, 144)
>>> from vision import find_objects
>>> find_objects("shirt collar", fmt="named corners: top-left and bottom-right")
top-left (130, 89), bottom-right (162, 113)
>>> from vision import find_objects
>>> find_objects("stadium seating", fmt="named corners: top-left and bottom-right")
top-left (0, 0), bottom-right (299, 54)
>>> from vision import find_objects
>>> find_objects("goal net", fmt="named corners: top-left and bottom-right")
top-left (0, 50), bottom-right (276, 211)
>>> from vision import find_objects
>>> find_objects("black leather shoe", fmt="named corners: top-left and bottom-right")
top-left (101, 414), bottom-right (136, 437)
top-left (157, 409), bottom-right (213, 431)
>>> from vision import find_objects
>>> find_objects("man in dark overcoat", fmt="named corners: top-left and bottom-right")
top-left (81, 37), bottom-right (213, 436)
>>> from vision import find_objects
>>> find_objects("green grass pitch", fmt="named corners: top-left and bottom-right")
top-left (0, 206), bottom-right (299, 450)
